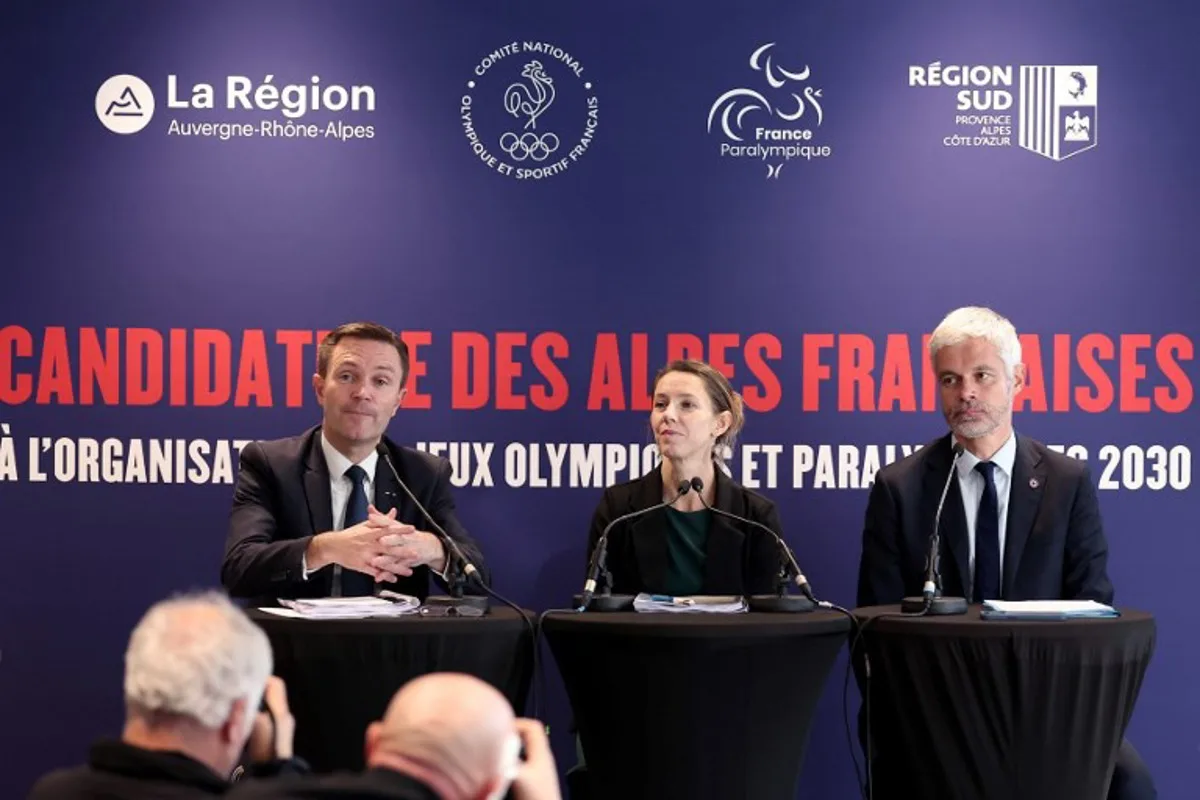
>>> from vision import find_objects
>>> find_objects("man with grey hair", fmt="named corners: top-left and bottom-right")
top-left (227, 672), bottom-right (561, 800)
top-left (28, 591), bottom-right (305, 799)
top-left (856, 306), bottom-right (1155, 799)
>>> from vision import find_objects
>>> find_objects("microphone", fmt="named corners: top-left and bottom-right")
top-left (376, 442), bottom-right (488, 613)
top-left (576, 478), bottom-right (693, 612)
top-left (689, 476), bottom-right (816, 613)
top-left (900, 441), bottom-right (969, 615)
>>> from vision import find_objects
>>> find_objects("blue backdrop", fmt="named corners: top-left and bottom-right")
top-left (2, 1), bottom-right (1197, 797)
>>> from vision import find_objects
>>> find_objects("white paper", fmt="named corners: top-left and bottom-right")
top-left (256, 607), bottom-right (305, 618)
top-left (267, 593), bottom-right (422, 619)
top-left (982, 599), bottom-right (1117, 617)
top-left (632, 593), bottom-right (747, 614)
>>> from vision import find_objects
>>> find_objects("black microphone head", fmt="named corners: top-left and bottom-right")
top-left (375, 441), bottom-right (389, 457)
top-left (951, 441), bottom-right (964, 456)
top-left (676, 479), bottom-right (692, 495)
top-left (690, 476), bottom-right (704, 493)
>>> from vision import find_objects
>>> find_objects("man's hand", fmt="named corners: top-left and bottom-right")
top-left (367, 505), bottom-right (446, 577)
top-left (304, 507), bottom-right (405, 582)
top-left (511, 718), bottom-right (561, 800)
top-left (305, 506), bottom-right (446, 582)
top-left (246, 677), bottom-right (295, 762)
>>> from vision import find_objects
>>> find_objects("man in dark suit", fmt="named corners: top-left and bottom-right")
top-left (226, 673), bottom-right (562, 800)
top-left (221, 321), bottom-right (488, 604)
top-left (856, 306), bottom-right (1155, 800)
top-left (27, 591), bottom-right (306, 799)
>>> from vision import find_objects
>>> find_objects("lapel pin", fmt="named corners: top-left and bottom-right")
top-left (1029, 478), bottom-right (1039, 489)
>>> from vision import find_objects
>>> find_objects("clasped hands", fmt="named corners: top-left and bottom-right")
top-left (314, 505), bottom-right (447, 582)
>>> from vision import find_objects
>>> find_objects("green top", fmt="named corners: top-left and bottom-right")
top-left (661, 507), bottom-right (712, 596)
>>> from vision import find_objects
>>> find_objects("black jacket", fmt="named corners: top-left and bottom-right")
top-left (226, 768), bottom-right (440, 800)
top-left (27, 739), bottom-right (305, 799)
top-left (856, 432), bottom-right (1114, 606)
top-left (222, 426), bottom-right (489, 604)
top-left (586, 466), bottom-right (786, 595)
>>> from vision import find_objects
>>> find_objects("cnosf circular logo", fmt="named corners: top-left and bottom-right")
top-left (95, 74), bottom-right (155, 134)
top-left (461, 42), bottom-right (599, 180)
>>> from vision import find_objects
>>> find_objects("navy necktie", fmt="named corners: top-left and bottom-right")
top-left (334, 464), bottom-right (376, 597)
top-left (973, 461), bottom-right (1001, 602)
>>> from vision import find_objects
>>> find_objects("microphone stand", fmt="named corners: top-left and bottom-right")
top-left (576, 533), bottom-right (631, 612)
top-left (749, 551), bottom-right (817, 613)
top-left (377, 445), bottom-right (489, 615)
top-left (900, 442), bottom-right (968, 615)
top-left (576, 480), bottom-right (693, 612)
top-left (689, 476), bottom-right (816, 613)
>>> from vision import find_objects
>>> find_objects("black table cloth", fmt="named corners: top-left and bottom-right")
top-left (853, 605), bottom-right (1156, 800)
top-left (248, 608), bottom-right (534, 773)
top-left (543, 610), bottom-right (851, 800)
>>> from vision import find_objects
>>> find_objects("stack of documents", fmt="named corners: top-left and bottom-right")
top-left (980, 599), bottom-right (1119, 620)
top-left (260, 593), bottom-right (420, 619)
top-left (632, 593), bottom-right (747, 614)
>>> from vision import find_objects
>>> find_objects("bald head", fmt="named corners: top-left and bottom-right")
top-left (367, 674), bottom-right (517, 800)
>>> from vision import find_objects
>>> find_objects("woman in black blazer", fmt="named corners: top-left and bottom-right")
top-left (585, 359), bottom-right (785, 597)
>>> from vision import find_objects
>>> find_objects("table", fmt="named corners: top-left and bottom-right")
top-left (853, 605), bottom-right (1156, 800)
top-left (248, 608), bottom-right (535, 772)
top-left (543, 610), bottom-right (851, 800)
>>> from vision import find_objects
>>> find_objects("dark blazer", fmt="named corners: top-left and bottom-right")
top-left (856, 432), bottom-right (1114, 607)
top-left (587, 466), bottom-right (785, 596)
top-left (28, 740), bottom-right (228, 799)
top-left (222, 425), bottom-right (488, 604)
top-left (226, 768), bottom-right (439, 800)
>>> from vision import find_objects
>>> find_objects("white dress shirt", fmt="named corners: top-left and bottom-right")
top-left (954, 430), bottom-right (1017, 589)
top-left (302, 434), bottom-right (378, 581)
top-left (321, 434), bottom-right (379, 533)
top-left (303, 434), bottom-right (448, 582)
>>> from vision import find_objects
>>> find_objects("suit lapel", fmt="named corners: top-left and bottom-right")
top-left (703, 469), bottom-right (747, 592)
top-left (1003, 435), bottom-right (1045, 598)
top-left (629, 470), bottom-right (669, 591)
top-left (303, 433), bottom-right (333, 536)
top-left (924, 435), bottom-right (970, 597)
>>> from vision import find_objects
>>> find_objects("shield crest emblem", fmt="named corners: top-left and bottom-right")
top-left (1019, 65), bottom-right (1097, 160)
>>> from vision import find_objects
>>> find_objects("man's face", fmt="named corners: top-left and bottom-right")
top-left (313, 337), bottom-right (406, 452)
top-left (934, 336), bottom-right (1023, 440)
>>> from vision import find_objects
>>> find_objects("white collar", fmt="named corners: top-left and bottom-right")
top-left (954, 430), bottom-right (1017, 480)
top-left (320, 431), bottom-right (379, 482)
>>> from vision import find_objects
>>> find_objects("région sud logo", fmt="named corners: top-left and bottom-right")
top-left (908, 61), bottom-right (1098, 161)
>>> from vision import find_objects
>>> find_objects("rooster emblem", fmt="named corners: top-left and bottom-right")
top-left (499, 60), bottom-right (561, 162)
top-left (504, 60), bottom-right (556, 129)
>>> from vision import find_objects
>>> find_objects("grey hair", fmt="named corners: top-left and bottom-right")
top-left (929, 306), bottom-right (1022, 380)
top-left (123, 590), bottom-right (272, 731)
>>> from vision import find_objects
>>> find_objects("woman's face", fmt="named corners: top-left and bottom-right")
top-left (651, 371), bottom-right (728, 463)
